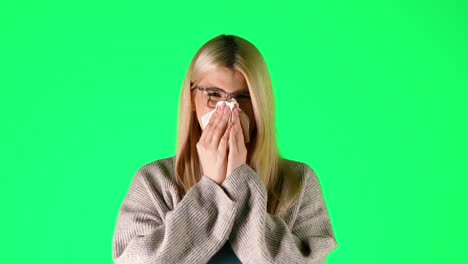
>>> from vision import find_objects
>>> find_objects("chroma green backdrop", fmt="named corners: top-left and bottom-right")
top-left (1, 0), bottom-right (466, 263)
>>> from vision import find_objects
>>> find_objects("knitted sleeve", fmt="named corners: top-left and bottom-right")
top-left (112, 164), bottom-right (238, 263)
top-left (221, 163), bottom-right (338, 264)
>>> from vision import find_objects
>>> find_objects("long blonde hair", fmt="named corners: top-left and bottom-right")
top-left (175, 34), bottom-right (301, 217)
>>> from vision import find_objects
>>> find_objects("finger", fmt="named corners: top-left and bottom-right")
top-left (233, 105), bottom-right (245, 148)
top-left (202, 104), bottom-right (223, 142)
top-left (200, 111), bottom-right (217, 142)
top-left (228, 105), bottom-right (239, 149)
top-left (219, 121), bottom-right (232, 154)
top-left (229, 121), bottom-right (237, 152)
top-left (235, 105), bottom-right (245, 144)
top-left (232, 104), bottom-right (241, 132)
top-left (210, 104), bottom-right (230, 146)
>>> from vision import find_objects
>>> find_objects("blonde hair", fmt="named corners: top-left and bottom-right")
top-left (175, 34), bottom-right (301, 217)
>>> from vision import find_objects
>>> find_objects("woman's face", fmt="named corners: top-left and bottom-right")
top-left (191, 66), bottom-right (256, 147)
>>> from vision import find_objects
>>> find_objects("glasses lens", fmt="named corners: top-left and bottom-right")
top-left (203, 88), bottom-right (251, 108)
top-left (203, 88), bottom-right (226, 108)
top-left (234, 93), bottom-right (251, 103)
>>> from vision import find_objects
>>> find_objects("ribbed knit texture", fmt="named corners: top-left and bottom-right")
top-left (112, 156), bottom-right (338, 263)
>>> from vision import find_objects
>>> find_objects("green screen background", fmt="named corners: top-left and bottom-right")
top-left (1, 0), bottom-right (466, 263)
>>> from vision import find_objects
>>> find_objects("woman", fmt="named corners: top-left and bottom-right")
top-left (112, 34), bottom-right (338, 263)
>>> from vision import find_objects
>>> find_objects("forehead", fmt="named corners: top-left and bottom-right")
top-left (199, 66), bottom-right (248, 92)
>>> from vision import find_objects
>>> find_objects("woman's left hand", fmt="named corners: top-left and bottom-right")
top-left (225, 103), bottom-right (248, 181)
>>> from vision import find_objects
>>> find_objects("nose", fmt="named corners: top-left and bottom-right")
top-left (224, 94), bottom-right (234, 101)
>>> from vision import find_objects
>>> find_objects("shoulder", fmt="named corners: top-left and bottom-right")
top-left (279, 157), bottom-right (322, 203)
top-left (136, 155), bottom-right (177, 187)
top-left (118, 155), bottom-right (177, 219)
top-left (139, 155), bottom-right (176, 177)
top-left (280, 157), bottom-right (318, 184)
top-left (127, 155), bottom-right (178, 211)
top-left (281, 158), bottom-right (328, 211)
top-left (128, 155), bottom-right (177, 198)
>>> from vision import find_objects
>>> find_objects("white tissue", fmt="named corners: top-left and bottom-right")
top-left (200, 98), bottom-right (250, 143)
top-left (201, 98), bottom-right (237, 129)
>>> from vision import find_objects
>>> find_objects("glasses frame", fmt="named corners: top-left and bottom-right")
top-left (191, 86), bottom-right (251, 109)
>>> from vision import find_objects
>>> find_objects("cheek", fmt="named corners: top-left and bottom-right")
top-left (244, 109), bottom-right (255, 129)
top-left (195, 111), bottom-right (207, 130)
top-left (240, 110), bottom-right (255, 133)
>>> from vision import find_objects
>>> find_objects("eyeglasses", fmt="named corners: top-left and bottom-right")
top-left (191, 85), bottom-right (251, 109)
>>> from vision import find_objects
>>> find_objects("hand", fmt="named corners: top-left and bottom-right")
top-left (196, 102), bottom-right (231, 185)
top-left (225, 104), bottom-right (248, 182)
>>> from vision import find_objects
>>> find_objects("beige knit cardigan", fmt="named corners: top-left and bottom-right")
top-left (112, 156), bottom-right (338, 263)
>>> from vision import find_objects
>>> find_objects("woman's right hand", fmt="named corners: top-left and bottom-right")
top-left (196, 102), bottom-right (232, 185)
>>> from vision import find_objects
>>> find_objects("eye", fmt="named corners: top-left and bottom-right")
top-left (208, 91), bottom-right (223, 97)
top-left (236, 94), bottom-right (251, 100)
